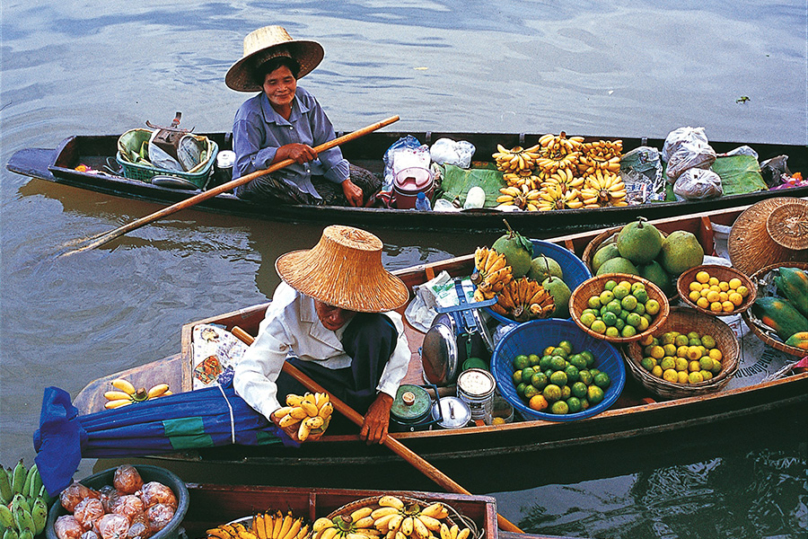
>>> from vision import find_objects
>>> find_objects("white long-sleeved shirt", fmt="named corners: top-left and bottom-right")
top-left (234, 283), bottom-right (410, 420)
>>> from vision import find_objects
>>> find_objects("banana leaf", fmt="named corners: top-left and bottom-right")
top-left (435, 164), bottom-right (506, 208)
top-left (33, 380), bottom-right (296, 496)
top-left (711, 155), bottom-right (768, 196)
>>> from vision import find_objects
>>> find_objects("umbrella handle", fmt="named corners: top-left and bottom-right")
top-left (230, 326), bottom-right (524, 534)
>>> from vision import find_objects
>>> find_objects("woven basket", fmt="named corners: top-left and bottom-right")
top-left (766, 202), bottom-right (808, 250)
top-left (623, 307), bottom-right (740, 400)
top-left (728, 197), bottom-right (808, 276)
top-left (741, 261), bottom-right (808, 357)
top-left (676, 264), bottom-right (757, 316)
top-left (326, 496), bottom-right (470, 536)
top-left (569, 273), bottom-right (670, 344)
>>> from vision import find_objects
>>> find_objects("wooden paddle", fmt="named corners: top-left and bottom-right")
top-left (230, 326), bottom-right (524, 534)
top-left (62, 116), bottom-right (400, 255)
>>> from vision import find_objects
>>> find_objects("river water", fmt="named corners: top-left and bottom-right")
top-left (1, 2), bottom-right (806, 538)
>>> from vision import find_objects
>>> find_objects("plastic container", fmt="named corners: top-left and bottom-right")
top-left (490, 318), bottom-right (625, 422)
top-left (415, 192), bottom-right (432, 211)
top-left (46, 465), bottom-right (189, 539)
top-left (485, 239), bottom-right (593, 325)
top-left (393, 167), bottom-right (434, 208)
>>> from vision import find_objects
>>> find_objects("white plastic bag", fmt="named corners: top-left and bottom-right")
top-left (429, 138), bottom-right (476, 168)
top-left (673, 168), bottom-right (723, 201)
top-left (662, 127), bottom-right (716, 181)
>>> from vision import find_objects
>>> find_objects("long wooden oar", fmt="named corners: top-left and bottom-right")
top-left (62, 116), bottom-right (400, 255)
top-left (230, 326), bottom-right (523, 534)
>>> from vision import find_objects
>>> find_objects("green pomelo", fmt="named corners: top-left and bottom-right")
top-left (659, 230), bottom-right (704, 275)
top-left (596, 257), bottom-right (639, 276)
top-left (639, 260), bottom-right (672, 295)
top-left (592, 243), bottom-right (621, 273)
top-left (616, 218), bottom-right (663, 265)
top-left (492, 221), bottom-right (534, 278)
top-left (528, 255), bottom-right (563, 282)
top-left (542, 276), bottom-right (571, 319)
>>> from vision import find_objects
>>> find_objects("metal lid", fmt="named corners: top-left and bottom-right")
top-left (421, 314), bottom-right (458, 385)
top-left (431, 397), bottom-right (471, 429)
top-left (390, 384), bottom-right (432, 423)
top-left (457, 368), bottom-right (496, 397)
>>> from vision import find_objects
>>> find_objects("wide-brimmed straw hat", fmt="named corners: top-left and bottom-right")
top-left (728, 197), bottom-right (808, 276)
top-left (226, 25), bottom-right (324, 92)
top-left (276, 225), bottom-right (410, 313)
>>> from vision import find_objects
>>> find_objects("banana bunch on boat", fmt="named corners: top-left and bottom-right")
top-left (207, 511), bottom-right (309, 539)
top-left (534, 132), bottom-right (584, 175)
top-left (104, 378), bottom-right (172, 409)
top-left (0, 459), bottom-right (51, 539)
top-left (471, 247), bottom-right (514, 300)
top-left (315, 496), bottom-right (472, 539)
top-left (580, 169), bottom-right (628, 208)
top-left (492, 276), bottom-right (556, 323)
top-left (492, 144), bottom-right (542, 174)
top-left (273, 392), bottom-right (333, 442)
top-left (534, 182), bottom-right (584, 211)
top-left (496, 184), bottom-right (542, 211)
top-left (502, 171), bottom-right (542, 191)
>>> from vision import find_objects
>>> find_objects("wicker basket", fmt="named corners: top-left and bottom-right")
top-left (569, 273), bottom-right (670, 344)
top-left (766, 202), bottom-right (808, 251)
top-left (623, 307), bottom-right (740, 400)
top-left (326, 496), bottom-right (471, 537)
top-left (741, 261), bottom-right (808, 357)
top-left (676, 264), bottom-right (757, 316)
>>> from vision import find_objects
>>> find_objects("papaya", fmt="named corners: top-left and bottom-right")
top-left (775, 267), bottom-right (808, 317)
top-left (751, 297), bottom-right (808, 341)
top-left (784, 332), bottom-right (808, 351)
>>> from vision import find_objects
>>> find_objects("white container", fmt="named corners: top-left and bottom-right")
top-left (456, 368), bottom-right (496, 424)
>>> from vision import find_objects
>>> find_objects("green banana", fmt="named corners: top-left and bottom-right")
top-left (3, 527), bottom-right (18, 539)
top-left (30, 499), bottom-right (47, 536)
top-left (0, 467), bottom-right (11, 505)
top-left (20, 466), bottom-right (33, 506)
top-left (18, 530), bottom-right (31, 539)
top-left (10, 461), bottom-right (25, 497)
top-left (0, 505), bottom-right (12, 529)
top-left (10, 495), bottom-right (29, 515)
top-left (12, 506), bottom-right (34, 534)
top-left (28, 467), bottom-right (41, 504)
top-left (37, 485), bottom-right (54, 507)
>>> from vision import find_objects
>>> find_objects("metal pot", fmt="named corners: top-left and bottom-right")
top-left (421, 309), bottom-right (494, 386)
top-left (389, 384), bottom-right (435, 432)
top-left (430, 396), bottom-right (471, 429)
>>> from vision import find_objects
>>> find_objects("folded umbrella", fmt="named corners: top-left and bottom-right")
top-left (33, 380), bottom-right (296, 496)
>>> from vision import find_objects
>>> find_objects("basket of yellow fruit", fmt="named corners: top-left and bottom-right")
top-left (569, 273), bottom-right (670, 344)
top-left (677, 265), bottom-right (756, 316)
top-left (623, 307), bottom-right (740, 399)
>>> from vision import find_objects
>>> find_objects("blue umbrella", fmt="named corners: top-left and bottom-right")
top-left (33, 378), bottom-right (296, 496)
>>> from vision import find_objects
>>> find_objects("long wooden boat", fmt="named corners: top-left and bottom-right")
top-left (7, 131), bottom-right (808, 235)
top-left (74, 204), bottom-right (808, 491)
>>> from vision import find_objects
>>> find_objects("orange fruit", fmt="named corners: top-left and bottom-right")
top-left (529, 394), bottom-right (549, 412)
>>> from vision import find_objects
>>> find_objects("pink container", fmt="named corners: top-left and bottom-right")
top-left (393, 167), bottom-right (434, 209)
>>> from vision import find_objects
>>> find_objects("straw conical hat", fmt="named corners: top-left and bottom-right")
top-left (226, 26), bottom-right (324, 92)
top-left (276, 225), bottom-right (410, 313)
top-left (728, 197), bottom-right (808, 276)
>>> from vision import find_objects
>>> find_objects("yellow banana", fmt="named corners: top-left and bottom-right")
top-left (319, 528), bottom-right (339, 539)
top-left (104, 390), bottom-right (133, 401)
top-left (373, 513), bottom-right (397, 532)
top-left (278, 414), bottom-right (302, 428)
top-left (351, 508), bottom-right (374, 522)
top-left (239, 532), bottom-right (258, 539)
top-left (286, 394), bottom-right (304, 407)
top-left (449, 526), bottom-right (458, 539)
top-left (298, 421), bottom-right (311, 442)
top-left (354, 530), bottom-right (381, 537)
top-left (473, 247), bottom-right (487, 270)
top-left (300, 401), bottom-right (319, 417)
top-left (439, 525), bottom-right (450, 539)
top-left (400, 517), bottom-right (413, 537)
top-left (253, 514), bottom-right (267, 539)
top-left (274, 406), bottom-right (294, 418)
top-left (295, 525), bottom-right (309, 539)
top-left (290, 407), bottom-right (308, 420)
top-left (105, 398), bottom-right (133, 409)
top-left (386, 514), bottom-right (404, 534)
top-left (354, 516), bottom-right (375, 530)
top-left (318, 402), bottom-right (333, 419)
top-left (207, 529), bottom-right (233, 539)
top-left (371, 507), bottom-right (399, 520)
top-left (456, 529), bottom-right (470, 539)
top-left (313, 518), bottom-right (335, 533)
top-left (485, 253), bottom-right (507, 275)
top-left (147, 383), bottom-right (170, 399)
top-left (416, 516), bottom-right (440, 532)
top-left (284, 519), bottom-right (302, 539)
top-left (112, 378), bottom-right (136, 395)
top-left (412, 518), bottom-right (428, 539)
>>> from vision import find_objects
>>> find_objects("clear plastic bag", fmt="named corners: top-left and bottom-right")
top-left (673, 168), bottom-right (723, 200)
top-left (662, 127), bottom-right (716, 181)
top-left (429, 138), bottom-right (476, 168)
top-left (55, 516), bottom-right (84, 539)
top-left (113, 495), bottom-right (145, 522)
top-left (113, 465), bottom-right (143, 495)
top-left (74, 498), bottom-right (106, 531)
top-left (60, 482), bottom-right (101, 512)
top-left (138, 482), bottom-right (177, 510)
top-left (382, 136), bottom-right (430, 193)
top-left (146, 504), bottom-right (175, 532)
top-left (95, 514), bottom-right (131, 539)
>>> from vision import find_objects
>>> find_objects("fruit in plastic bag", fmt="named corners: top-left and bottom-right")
top-left (673, 168), bottom-right (722, 200)
top-left (54, 515), bottom-right (84, 539)
top-left (73, 497), bottom-right (106, 531)
top-left (96, 514), bottom-right (131, 539)
top-left (112, 495), bottom-right (145, 522)
top-left (146, 504), bottom-right (175, 532)
top-left (113, 465), bottom-right (143, 495)
top-left (137, 482), bottom-right (177, 510)
top-left (60, 482), bottom-right (101, 512)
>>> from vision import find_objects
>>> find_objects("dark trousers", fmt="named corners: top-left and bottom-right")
top-left (274, 313), bottom-right (398, 433)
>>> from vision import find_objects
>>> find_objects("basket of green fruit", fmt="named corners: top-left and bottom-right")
top-left (569, 273), bottom-right (670, 344)
top-left (623, 307), bottom-right (740, 399)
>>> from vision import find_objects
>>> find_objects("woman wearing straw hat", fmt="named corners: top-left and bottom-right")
top-left (226, 26), bottom-right (380, 206)
top-left (234, 225), bottom-right (411, 444)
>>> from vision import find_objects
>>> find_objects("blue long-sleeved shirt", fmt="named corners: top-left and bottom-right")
top-left (232, 86), bottom-right (349, 200)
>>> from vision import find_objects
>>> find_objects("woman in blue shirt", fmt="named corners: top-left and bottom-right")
top-left (226, 26), bottom-right (378, 206)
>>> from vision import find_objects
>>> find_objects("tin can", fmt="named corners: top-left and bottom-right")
top-left (456, 368), bottom-right (496, 424)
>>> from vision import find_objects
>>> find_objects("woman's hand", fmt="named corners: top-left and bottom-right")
top-left (342, 179), bottom-right (364, 207)
top-left (278, 143), bottom-right (318, 165)
top-left (360, 393), bottom-right (393, 445)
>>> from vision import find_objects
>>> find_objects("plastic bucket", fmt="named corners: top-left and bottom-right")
top-left (393, 167), bottom-right (433, 208)
top-left (46, 465), bottom-right (189, 539)
top-left (456, 368), bottom-right (496, 424)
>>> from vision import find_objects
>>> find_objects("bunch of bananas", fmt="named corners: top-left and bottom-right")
top-left (496, 184), bottom-right (541, 211)
top-left (535, 183), bottom-right (584, 211)
top-left (273, 392), bottom-right (333, 442)
top-left (316, 495), bottom-right (471, 539)
top-left (541, 168), bottom-right (584, 194)
top-left (492, 277), bottom-right (556, 322)
top-left (581, 140), bottom-right (623, 161)
top-left (534, 133), bottom-right (584, 175)
top-left (104, 378), bottom-right (171, 409)
top-left (502, 171), bottom-right (541, 191)
top-left (0, 459), bottom-right (50, 539)
top-left (492, 144), bottom-right (542, 174)
top-left (471, 247), bottom-right (513, 300)
top-left (580, 170), bottom-right (628, 208)
top-left (207, 512), bottom-right (309, 539)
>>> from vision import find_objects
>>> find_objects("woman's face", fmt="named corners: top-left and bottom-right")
top-left (263, 65), bottom-right (297, 110)
top-left (314, 300), bottom-right (357, 331)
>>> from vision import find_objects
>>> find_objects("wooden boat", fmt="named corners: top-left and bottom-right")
top-left (7, 131), bottom-right (808, 235)
top-left (74, 204), bottom-right (808, 491)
